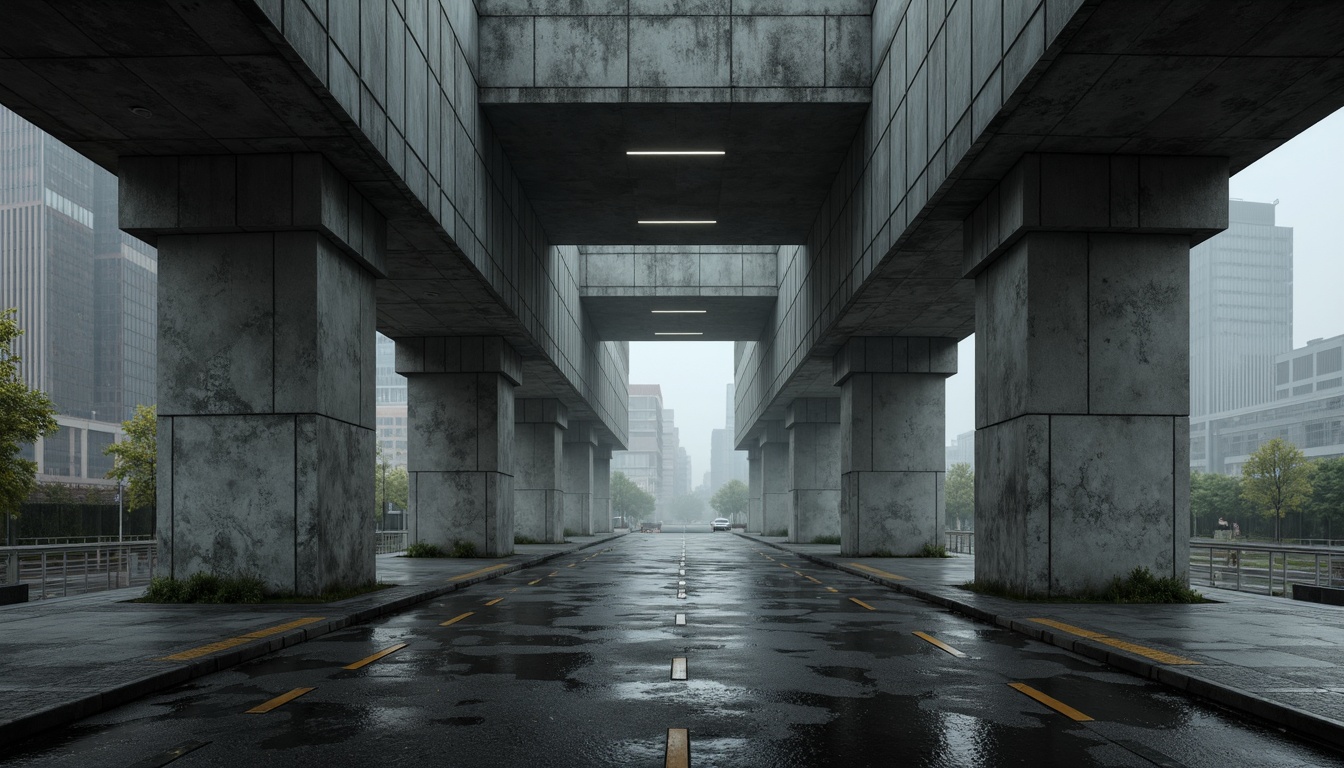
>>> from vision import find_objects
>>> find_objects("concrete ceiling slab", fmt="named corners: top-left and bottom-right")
top-left (582, 296), bottom-right (778, 341)
top-left (481, 102), bottom-right (868, 245)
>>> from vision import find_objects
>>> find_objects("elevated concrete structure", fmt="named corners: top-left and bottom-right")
top-left (6, 1), bottom-right (1344, 593)
top-left (514, 398), bottom-right (568, 544)
top-left (562, 423), bottom-right (599, 537)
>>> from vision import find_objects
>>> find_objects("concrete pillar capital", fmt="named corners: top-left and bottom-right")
top-left (394, 336), bottom-right (523, 386)
top-left (832, 337), bottom-right (957, 386)
top-left (515, 397), bottom-right (569, 428)
top-left (784, 397), bottom-right (840, 428)
top-left (563, 421), bottom-right (601, 445)
top-left (757, 420), bottom-right (788, 447)
top-left (119, 153), bottom-right (387, 277)
top-left (963, 152), bottom-right (1228, 278)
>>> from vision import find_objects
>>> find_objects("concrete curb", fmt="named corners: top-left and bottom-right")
top-left (1, 533), bottom-right (624, 747)
top-left (738, 532), bottom-right (1344, 751)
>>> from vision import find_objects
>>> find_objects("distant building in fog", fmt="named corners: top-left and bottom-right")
top-left (614, 384), bottom-right (665, 499)
top-left (710, 383), bottom-right (748, 492)
top-left (945, 430), bottom-right (974, 471)
top-left (1, 106), bottom-right (157, 485)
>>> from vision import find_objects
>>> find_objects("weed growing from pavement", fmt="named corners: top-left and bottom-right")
top-left (140, 574), bottom-right (393, 604)
top-left (811, 535), bottom-right (841, 545)
top-left (963, 567), bottom-right (1207, 603)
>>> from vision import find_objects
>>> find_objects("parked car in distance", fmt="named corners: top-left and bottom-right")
top-left (711, 518), bottom-right (731, 532)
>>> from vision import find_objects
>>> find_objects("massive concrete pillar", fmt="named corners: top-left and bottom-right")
top-left (563, 423), bottom-right (598, 537)
top-left (834, 338), bottom-right (957, 557)
top-left (965, 153), bottom-right (1227, 596)
top-left (592, 444), bottom-right (613, 533)
top-left (398, 337), bottom-right (522, 558)
top-left (786, 398), bottom-right (840, 544)
top-left (759, 423), bottom-right (790, 537)
top-left (746, 447), bottom-right (763, 534)
top-left (121, 154), bottom-right (384, 594)
top-left (515, 399), bottom-right (568, 543)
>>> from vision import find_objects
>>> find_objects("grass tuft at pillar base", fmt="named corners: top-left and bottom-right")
top-left (962, 567), bottom-right (1207, 603)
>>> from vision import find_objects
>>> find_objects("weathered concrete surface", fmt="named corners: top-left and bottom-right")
top-left (970, 154), bottom-right (1213, 596)
top-left (128, 154), bottom-right (380, 595)
top-left (562, 424), bottom-right (598, 537)
top-left (835, 337), bottom-right (956, 557)
top-left (786, 398), bottom-right (840, 544)
top-left (746, 447), bottom-right (763, 534)
top-left (759, 424), bottom-right (790, 537)
top-left (514, 398), bottom-right (568, 544)
top-left (399, 337), bottom-right (523, 558)
top-left (592, 445), bottom-right (612, 533)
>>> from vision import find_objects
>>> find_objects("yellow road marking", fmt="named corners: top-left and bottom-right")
top-left (448, 563), bottom-right (510, 582)
top-left (805, 576), bottom-right (822, 584)
top-left (159, 617), bottom-right (326, 661)
top-left (779, 563), bottom-right (790, 569)
top-left (528, 579), bottom-right (542, 585)
top-left (1028, 618), bottom-right (1200, 666)
top-left (485, 597), bottom-right (504, 606)
top-left (665, 728), bottom-right (690, 768)
top-left (849, 597), bottom-right (876, 611)
top-left (826, 587), bottom-right (839, 593)
top-left (567, 563), bottom-right (577, 567)
top-left (246, 687), bottom-right (314, 714)
top-left (548, 571), bottom-right (558, 577)
top-left (1008, 682), bottom-right (1093, 721)
top-left (670, 657), bottom-right (688, 680)
top-left (440, 611), bottom-right (475, 627)
top-left (509, 588), bottom-right (518, 593)
top-left (913, 631), bottom-right (968, 658)
top-left (847, 563), bottom-right (909, 581)
top-left (343, 642), bottom-right (408, 670)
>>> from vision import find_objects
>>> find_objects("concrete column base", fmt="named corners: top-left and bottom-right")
top-left (787, 399), bottom-right (840, 544)
top-left (746, 448), bottom-right (763, 533)
top-left (759, 430), bottom-right (790, 537)
top-left (123, 153), bottom-right (387, 596)
top-left (835, 338), bottom-right (956, 557)
top-left (399, 337), bottom-right (523, 558)
top-left (515, 399), bottom-right (568, 543)
top-left (563, 425), bottom-right (597, 537)
top-left (965, 153), bottom-right (1221, 595)
top-left (592, 446), bottom-right (612, 533)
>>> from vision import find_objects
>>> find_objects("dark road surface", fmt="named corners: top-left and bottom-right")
top-left (4, 534), bottom-right (1341, 767)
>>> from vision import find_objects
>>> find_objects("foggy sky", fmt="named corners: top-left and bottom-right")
top-left (632, 106), bottom-right (1344, 475)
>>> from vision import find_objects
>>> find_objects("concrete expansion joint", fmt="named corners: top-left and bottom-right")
top-left (0, 534), bottom-right (627, 747)
top-left (736, 532), bottom-right (1344, 751)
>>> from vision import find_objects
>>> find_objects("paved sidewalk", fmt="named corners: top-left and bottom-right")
top-left (743, 533), bottom-right (1344, 750)
top-left (0, 533), bottom-right (624, 745)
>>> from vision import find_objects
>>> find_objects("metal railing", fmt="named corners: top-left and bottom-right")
top-left (13, 534), bottom-right (154, 546)
top-left (945, 530), bottom-right (975, 554)
top-left (376, 530), bottom-right (408, 555)
top-left (1, 541), bottom-right (157, 600)
top-left (1188, 539), bottom-right (1344, 597)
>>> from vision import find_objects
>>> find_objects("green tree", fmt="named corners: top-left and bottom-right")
top-left (1190, 471), bottom-right (1246, 537)
top-left (1305, 457), bottom-right (1344, 540)
top-left (1241, 438), bottom-right (1314, 541)
top-left (105, 404), bottom-right (157, 511)
top-left (710, 479), bottom-right (748, 523)
top-left (375, 464), bottom-right (409, 523)
top-left (0, 308), bottom-right (58, 524)
top-left (611, 471), bottom-right (655, 522)
top-left (945, 462), bottom-right (974, 529)
top-left (668, 494), bottom-right (705, 523)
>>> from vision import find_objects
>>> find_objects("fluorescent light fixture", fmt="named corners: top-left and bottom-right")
top-left (651, 310), bottom-right (707, 314)
top-left (655, 332), bottom-right (704, 336)
top-left (626, 150), bottom-right (725, 156)
top-left (637, 220), bottom-right (716, 225)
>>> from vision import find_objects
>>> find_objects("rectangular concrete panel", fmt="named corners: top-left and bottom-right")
top-left (535, 16), bottom-right (629, 88)
top-left (630, 16), bottom-right (731, 88)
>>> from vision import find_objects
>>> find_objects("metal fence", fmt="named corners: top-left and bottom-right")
top-left (376, 530), bottom-right (408, 555)
top-left (945, 530), bottom-right (975, 554)
top-left (1188, 539), bottom-right (1344, 596)
top-left (1, 541), bottom-right (158, 600)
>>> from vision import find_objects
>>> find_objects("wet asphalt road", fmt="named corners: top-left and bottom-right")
top-left (4, 534), bottom-right (1342, 767)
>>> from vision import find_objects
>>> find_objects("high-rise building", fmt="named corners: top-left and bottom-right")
top-left (374, 333), bottom-right (409, 467)
top-left (1, 106), bottom-right (156, 484)
top-left (613, 384), bottom-right (664, 499)
top-left (710, 382), bottom-right (748, 492)
top-left (1189, 200), bottom-right (1294, 419)
top-left (945, 430), bottom-right (975, 471)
